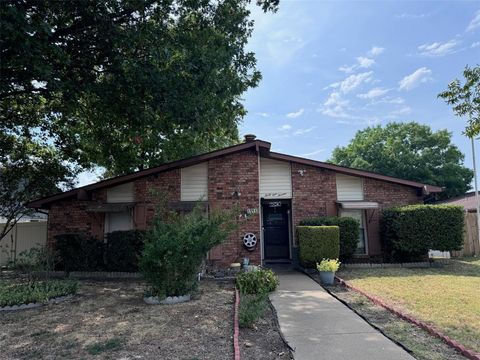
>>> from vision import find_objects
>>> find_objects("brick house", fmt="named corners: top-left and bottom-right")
top-left (28, 135), bottom-right (442, 267)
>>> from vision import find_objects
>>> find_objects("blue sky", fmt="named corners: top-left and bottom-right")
top-left (241, 1), bottom-right (479, 162)
top-left (78, 1), bottom-right (479, 186)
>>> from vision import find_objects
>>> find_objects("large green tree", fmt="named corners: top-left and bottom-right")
top-left (438, 65), bottom-right (480, 137)
top-left (1, 0), bottom-right (278, 175)
top-left (330, 122), bottom-right (473, 199)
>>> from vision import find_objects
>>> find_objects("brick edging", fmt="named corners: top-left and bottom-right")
top-left (234, 288), bottom-right (240, 360)
top-left (336, 276), bottom-right (480, 360)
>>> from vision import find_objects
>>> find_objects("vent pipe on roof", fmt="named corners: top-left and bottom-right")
top-left (244, 134), bottom-right (256, 142)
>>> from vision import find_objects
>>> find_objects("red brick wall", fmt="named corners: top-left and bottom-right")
top-left (207, 149), bottom-right (261, 267)
top-left (291, 163), bottom-right (338, 244)
top-left (363, 178), bottom-right (423, 255)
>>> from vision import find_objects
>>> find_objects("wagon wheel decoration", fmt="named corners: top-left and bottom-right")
top-left (243, 233), bottom-right (257, 250)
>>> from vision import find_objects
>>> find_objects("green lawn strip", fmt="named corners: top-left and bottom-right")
top-left (338, 258), bottom-right (480, 353)
top-left (0, 280), bottom-right (78, 307)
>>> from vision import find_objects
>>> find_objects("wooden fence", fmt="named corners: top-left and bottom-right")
top-left (451, 212), bottom-right (480, 257)
top-left (0, 222), bottom-right (47, 266)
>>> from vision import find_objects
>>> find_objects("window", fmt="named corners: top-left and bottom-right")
top-left (107, 182), bottom-right (134, 203)
top-left (105, 211), bottom-right (133, 233)
top-left (336, 174), bottom-right (364, 201)
top-left (181, 163), bottom-right (208, 201)
top-left (339, 209), bottom-right (368, 254)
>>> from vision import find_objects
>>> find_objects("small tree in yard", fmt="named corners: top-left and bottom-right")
top-left (140, 205), bottom-right (237, 298)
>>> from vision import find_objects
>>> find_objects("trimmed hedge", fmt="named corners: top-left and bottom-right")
top-left (55, 234), bottom-right (104, 272)
top-left (297, 226), bottom-right (340, 268)
top-left (382, 205), bottom-right (464, 261)
top-left (236, 269), bottom-right (278, 295)
top-left (105, 230), bottom-right (146, 272)
top-left (299, 217), bottom-right (359, 260)
top-left (55, 230), bottom-right (146, 272)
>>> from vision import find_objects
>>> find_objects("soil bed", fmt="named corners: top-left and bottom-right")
top-left (240, 302), bottom-right (293, 360)
top-left (0, 279), bottom-right (234, 360)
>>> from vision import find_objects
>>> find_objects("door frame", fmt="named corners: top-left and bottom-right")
top-left (261, 199), bottom-right (293, 261)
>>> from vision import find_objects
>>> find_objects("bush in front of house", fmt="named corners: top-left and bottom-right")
top-left (236, 268), bottom-right (278, 295)
top-left (297, 226), bottom-right (340, 268)
top-left (0, 280), bottom-right (78, 307)
top-left (55, 234), bottom-right (105, 272)
top-left (238, 292), bottom-right (269, 328)
top-left (105, 230), bottom-right (146, 272)
top-left (382, 205), bottom-right (464, 261)
top-left (299, 217), bottom-right (360, 260)
top-left (140, 206), bottom-right (236, 298)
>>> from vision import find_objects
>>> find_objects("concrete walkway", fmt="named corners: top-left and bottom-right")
top-left (270, 271), bottom-right (415, 360)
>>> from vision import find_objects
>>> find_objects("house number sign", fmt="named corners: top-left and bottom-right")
top-left (269, 201), bottom-right (281, 208)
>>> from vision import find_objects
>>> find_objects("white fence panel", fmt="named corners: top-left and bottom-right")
top-left (0, 222), bottom-right (47, 266)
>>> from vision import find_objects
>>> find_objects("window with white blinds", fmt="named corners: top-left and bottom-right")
top-left (181, 163), bottom-right (208, 201)
top-left (259, 158), bottom-right (292, 199)
top-left (336, 174), bottom-right (364, 201)
top-left (106, 182), bottom-right (135, 203)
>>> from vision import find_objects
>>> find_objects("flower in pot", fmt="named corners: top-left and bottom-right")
top-left (316, 259), bottom-right (341, 285)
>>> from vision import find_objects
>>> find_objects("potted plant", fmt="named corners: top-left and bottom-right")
top-left (317, 259), bottom-right (340, 285)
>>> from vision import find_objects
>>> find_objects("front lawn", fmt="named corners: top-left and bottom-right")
top-left (338, 258), bottom-right (480, 353)
top-left (0, 280), bottom-right (234, 359)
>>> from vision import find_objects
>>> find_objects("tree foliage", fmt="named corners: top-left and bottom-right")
top-left (0, 134), bottom-right (75, 241)
top-left (330, 122), bottom-right (473, 199)
top-left (438, 65), bottom-right (480, 138)
top-left (1, 0), bottom-right (279, 175)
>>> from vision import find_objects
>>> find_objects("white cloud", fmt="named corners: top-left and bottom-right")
top-left (356, 56), bottom-right (375, 68)
top-left (357, 87), bottom-right (389, 99)
top-left (466, 10), bottom-right (480, 32)
top-left (339, 64), bottom-right (357, 73)
top-left (324, 92), bottom-right (349, 107)
top-left (386, 106), bottom-right (412, 119)
top-left (418, 39), bottom-right (459, 57)
top-left (294, 127), bottom-right (316, 136)
top-left (472, 41), bottom-right (480, 48)
top-left (367, 46), bottom-right (385, 56)
top-left (337, 71), bottom-right (374, 93)
top-left (255, 112), bottom-right (270, 118)
top-left (398, 67), bottom-right (432, 91)
top-left (286, 108), bottom-right (305, 118)
top-left (278, 124), bottom-right (292, 131)
top-left (395, 12), bottom-right (431, 19)
top-left (300, 149), bottom-right (325, 157)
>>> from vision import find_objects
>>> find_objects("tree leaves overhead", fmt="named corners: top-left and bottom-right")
top-left (1, 0), bottom-right (279, 175)
top-left (438, 65), bottom-right (480, 138)
top-left (330, 122), bottom-right (473, 199)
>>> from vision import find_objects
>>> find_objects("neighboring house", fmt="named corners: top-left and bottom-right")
top-left (437, 191), bottom-right (479, 212)
top-left (28, 135), bottom-right (442, 267)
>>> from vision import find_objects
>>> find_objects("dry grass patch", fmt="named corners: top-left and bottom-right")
top-left (338, 258), bottom-right (480, 353)
top-left (0, 279), bottom-right (234, 360)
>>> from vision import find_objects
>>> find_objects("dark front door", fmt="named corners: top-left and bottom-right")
top-left (263, 201), bottom-right (290, 260)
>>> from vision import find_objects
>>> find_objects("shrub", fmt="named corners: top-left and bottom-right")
top-left (140, 206), bottom-right (236, 298)
top-left (297, 226), bottom-right (340, 268)
top-left (299, 217), bottom-right (359, 260)
top-left (317, 259), bottom-right (341, 272)
top-left (55, 234), bottom-right (104, 272)
top-left (105, 230), bottom-right (146, 272)
top-left (0, 280), bottom-right (78, 307)
top-left (236, 269), bottom-right (278, 295)
top-left (382, 205), bottom-right (464, 261)
top-left (238, 293), bottom-right (269, 328)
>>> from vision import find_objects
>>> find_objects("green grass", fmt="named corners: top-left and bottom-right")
top-left (338, 258), bottom-right (480, 352)
top-left (86, 338), bottom-right (123, 355)
top-left (238, 293), bottom-right (269, 328)
top-left (0, 280), bottom-right (78, 307)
